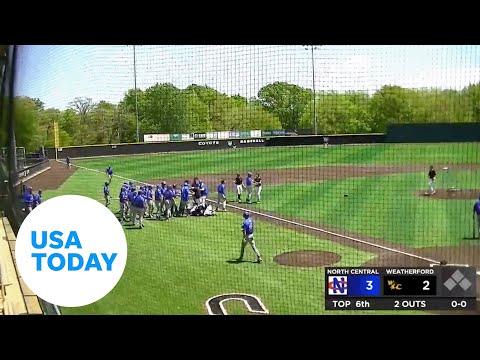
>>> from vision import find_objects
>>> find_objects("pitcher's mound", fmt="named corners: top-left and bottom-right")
top-left (417, 189), bottom-right (480, 200)
top-left (274, 250), bottom-right (341, 268)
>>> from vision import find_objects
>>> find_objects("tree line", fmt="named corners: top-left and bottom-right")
top-left (2, 81), bottom-right (480, 151)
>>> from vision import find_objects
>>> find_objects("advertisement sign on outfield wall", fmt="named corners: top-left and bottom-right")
top-left (239, 131), bottom-right (251, 138)
top-left (239, 138), bottom-right (265, 144)
top-left (198, 140), bottom-right (220, 146)
top-left (181, 134), bottom-right (192, 140)
top-left (262, 129), bottom-right (286, 137)
top-left (250, 130), bottom-right (262, 138)
top-left (194, 133), bottom-right (207, 139)
top-left (170, 134), bottom-right (182, 141)
top-left (229, 131), bottom-right (240, 138)
top-left (206, 132), bottom-right (218, 139)
top-left (217, 131), bottom-right (230, 139)
top-left (144, 134), bottom-right (170, 142)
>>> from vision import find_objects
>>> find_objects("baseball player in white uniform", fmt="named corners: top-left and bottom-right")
top-left (254, 173), bottom-right (262, 203)
top-left (234, 174), bottom-right (244, 203)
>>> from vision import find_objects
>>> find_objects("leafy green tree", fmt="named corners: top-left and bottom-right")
top-left (32, 98), bottom-right (44, 111)
top-left (90, 101), bottom-right (117, 144)
top-left (463, 83), bottom-right (480, 122)
top-left (369, 85), bottom-right (414, 132)
top-left (140, 83), bottom-right (189, 134)
top-left (69, 97), bottom-right (95, 144)
top-left (181, 89), bottom-right (212, 133)
top-left (13, 97), bottom-right (42, 151)
top-left (245, 103), bottom-right (281, 130)
top-left (258, 82), bottom-right (311, 130)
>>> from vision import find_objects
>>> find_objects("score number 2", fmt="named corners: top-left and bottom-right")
top-left (423, 280), bottom-right (430, 291)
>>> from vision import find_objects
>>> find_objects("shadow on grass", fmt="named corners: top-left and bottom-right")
top-left (462, 236), bottom-right (480, 241)
top-left (124, 226), bottom-right (143, 230)
top-left (226, 259), bottom-right (258, 264)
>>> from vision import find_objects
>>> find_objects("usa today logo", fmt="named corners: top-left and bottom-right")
top-left (15, 195), bottom-right (128, 307)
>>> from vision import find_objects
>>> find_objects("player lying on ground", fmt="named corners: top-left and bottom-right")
top-left (189, 203), bottom-right (216, 216)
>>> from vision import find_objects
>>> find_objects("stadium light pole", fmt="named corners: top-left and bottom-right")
top-left (304, 45), bottom-right (319, 135)
top-left (133, 45), bottom-right (140, 143)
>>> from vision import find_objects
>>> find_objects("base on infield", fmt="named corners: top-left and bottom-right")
top-left (417, 189), bottom-right (480, 200)
top-left (274, 250), bottom-right (341, 268)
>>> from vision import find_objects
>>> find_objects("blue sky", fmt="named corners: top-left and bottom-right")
top-left (14, 45), bottom-right (480, 111)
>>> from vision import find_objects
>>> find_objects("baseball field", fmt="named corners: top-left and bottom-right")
top-left (25, 142), bottom-right (480, 315)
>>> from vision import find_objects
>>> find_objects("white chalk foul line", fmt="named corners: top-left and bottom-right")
top-left (57, 160), bottom-right (153, 186)
top-left (211, 200), bottom-right (441, 265)
top-left (59, 159), bottom-right (441, 265)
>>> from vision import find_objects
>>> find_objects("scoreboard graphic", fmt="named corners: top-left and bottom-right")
top-left (325, 266), bottom-right (477, 310)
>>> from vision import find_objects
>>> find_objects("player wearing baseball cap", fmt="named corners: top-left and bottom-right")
top-left (237, 212), bottom-right (262, 263)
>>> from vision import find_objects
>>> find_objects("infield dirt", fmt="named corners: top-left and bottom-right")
top-left (29, 160), bottom-right (480, 313)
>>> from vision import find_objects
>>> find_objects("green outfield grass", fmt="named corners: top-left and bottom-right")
top-left (74, 143), bottom-right (480, 180)
top-left (248, 170), bottom-right (480, 248)
top-left (45, 169), bottom-right (427, 315)
top-left (43, 141), bottom-right (479, 315)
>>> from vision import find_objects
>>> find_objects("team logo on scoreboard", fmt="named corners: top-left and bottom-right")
top-left (328, 276), bottom-right (348, 295)
top-left (387, 280), bottom-right (402, 290)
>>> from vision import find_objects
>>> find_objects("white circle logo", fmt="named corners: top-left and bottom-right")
top-left (15, 195), bottom-right (128, 307)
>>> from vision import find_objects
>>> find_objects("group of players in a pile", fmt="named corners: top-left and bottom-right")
top-left (106, 172), bottom-right (262, 229)
top-left (109, 178), bottom-right (213, 229)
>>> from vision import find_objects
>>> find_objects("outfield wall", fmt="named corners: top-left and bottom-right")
top-left (46, 134), bottom-right (384, 159)
top-left (47, 138), bottom-right (267, 159)
top-left (385, 123), bottom-right (480, 143)
top-left (266, 133), bottom-right (385, 147)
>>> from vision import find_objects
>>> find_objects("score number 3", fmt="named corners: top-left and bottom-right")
top-left (366, 280), bottom-right (373, 290)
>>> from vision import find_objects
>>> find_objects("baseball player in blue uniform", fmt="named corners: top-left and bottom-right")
top-left (199, 180), bottom-right (208, 206)
top-left (171, 184), bottom-right (180, 216)
top-left (163, 185), bottom-right (174, 220)
top-left (32, 190), bottom-right (42, 210)
top-left (128, 189), bottom-right (137, 220)
top-left (245, 172), bottom-right (253, 203)
top-left (104, 182), bottom-right (111, 207)
top-left (474, 196), bottom-right (480, 238)
top-left (237, 212), bottom-right (262, 263)
top-left (106, 166), bottom-right (113, 183)
top-left (23, 187), bottom-right (34, 213)
top-left (216, 179), bottom-right (227, 212)
top-left (179, 181), bottom-right (190, 216)
top-left (145, 185), bottom-right (154, 218)
top-left (160, 181), bottom-right (167, 217)
top-left (155, 185), bottom-right (163, 218)
top-left (124, 185), bottom-right (132, 218)
top-left (132, 192), bottom-right (146, 228)
top-left (119, 187), bottom-right (128, 222)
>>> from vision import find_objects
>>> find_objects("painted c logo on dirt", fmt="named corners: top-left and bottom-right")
top-left (205, 293), bottom-right (269, 315)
